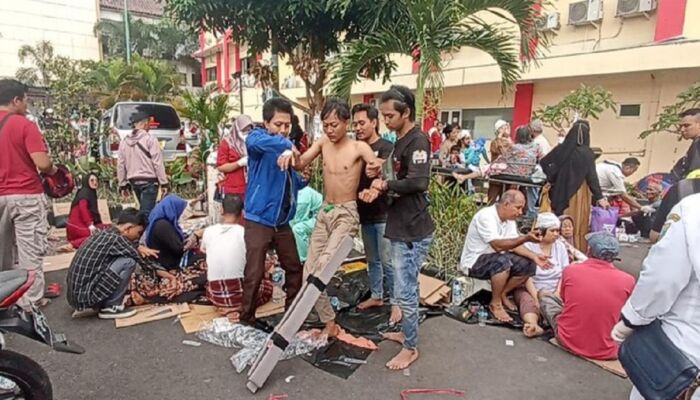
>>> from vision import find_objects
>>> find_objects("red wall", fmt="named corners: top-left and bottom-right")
top-left (199, 30), bottom-right (207, 86)
top-left (512, 83), bottom-right (535, 132)
top-left (655, 0), bottom-right (687, 42)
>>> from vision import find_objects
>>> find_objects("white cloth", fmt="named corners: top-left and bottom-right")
top-left (596, 160), bottom-right (627, 196)
top-left (523, 241), bottom-right (570, 292)
top-left (459, 205), bottom-right (519, 274)
top-left (621, 193), bottom-right (700, 369)
top-left (533, 134), bottom-right (552, 156)
top-left (201, 223), bottom-right (246, 281)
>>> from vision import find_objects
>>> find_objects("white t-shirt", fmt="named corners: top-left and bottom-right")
top-left (459, 205), bottom-right (519, 274)
top-left (533, 134), bottom-right (552, 156)
top-left (200, 223), bottom-right (246, 281)
top-left (596, 160), bottom-right (626, 196)
top-left (523, 241), bottom-right (570, 292)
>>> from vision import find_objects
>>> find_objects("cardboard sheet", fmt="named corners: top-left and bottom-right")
top-left (179, 305), bottom-right (219, 334)
top-left (340, 262), bottom-right (367, 274)
top-left (115, 303), bottom-right (190, 328)
top-left (256, 298), bottom-right (285, 319)
top-left (419, 274), bottom-right (450, 305)
top-left (549, 338), bottom-right (627, 378)
top-left (43, 252), bottom-right (75, 272)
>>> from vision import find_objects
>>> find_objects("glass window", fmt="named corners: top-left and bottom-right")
top-left (460, 108), bottom-right (514, 139)
top-left (206, 67), bottom-right (217, 83)
top-left (619, 104), bottom-right (641, 117)
top-left (114, 104), bottom-right (180, 130)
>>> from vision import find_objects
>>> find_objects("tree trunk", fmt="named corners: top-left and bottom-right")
top-left (415, 64), bottom-right (426, 126)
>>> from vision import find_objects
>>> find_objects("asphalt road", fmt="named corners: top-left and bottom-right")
top-left (5, 244), bottom-right (649, 400)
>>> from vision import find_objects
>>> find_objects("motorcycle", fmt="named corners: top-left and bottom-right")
top-left (0, 270), bottom-right (84, 400)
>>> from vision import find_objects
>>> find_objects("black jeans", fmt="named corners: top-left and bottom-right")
top-left (132, 182), bottom-right (158, 216)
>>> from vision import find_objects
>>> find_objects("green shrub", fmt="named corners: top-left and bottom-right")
top-left (425, 178), bottom-right (478, 281)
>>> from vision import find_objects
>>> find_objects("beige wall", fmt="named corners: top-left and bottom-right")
top-left (0, 0), bottom-right (101, 79)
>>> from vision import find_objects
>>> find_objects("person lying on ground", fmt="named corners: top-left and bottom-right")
top-left (459, 190), bottom-right (552, 323)
top-left (539, 232), bottom-right (635, 360)
top-left (144, 194), bottom-right (203, 270)
top-left (203, 195), bottom-right (272, 321)
top-left (66, 208), bottom-right (159, 319)
top-left (513, 213), bottom-right (570, 338)
top-left (352, 102), bottom-right (401, 324)
top-left (66, 173), bottom-right (111, 249)
top-left (277, 97), bottom-right (381, 338)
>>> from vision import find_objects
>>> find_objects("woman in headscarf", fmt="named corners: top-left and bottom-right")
top-left (217, 115), bottom-right (253, 201)
top-left (66, 173), bottom-right (110, 249)
top-left (540, 120), bottom-right (609, 251)
top-left (487, 120), bottom-right (513, 204)
top-left (144, 194), bottom-right (193, 269)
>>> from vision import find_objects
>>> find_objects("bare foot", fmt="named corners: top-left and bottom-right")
top-left (501, 296), bottom-right (517, 312)
top-left (489, 302), bottom-right (513, 323)
top-left (321, 321), bottom-right (341, 338)
top-left (389, 305), bottom-right (403, 325)
top-left (523, 323), bottom-right (545, 338)
top-left (357, 298), bottom-right (384, 310)
top-left (386, 348), bottom-right (419, 370)
top-left (382, 332), bottom-right (405, 344)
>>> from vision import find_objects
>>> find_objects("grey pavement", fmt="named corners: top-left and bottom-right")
top-left (5, 244), bottom-right (649, 400)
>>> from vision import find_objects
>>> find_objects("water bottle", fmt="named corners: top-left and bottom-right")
top-left (271, 266), bottom-right (285, 303)
top-left (477, 306), bottom-right (488, 326)
top-left (451, 279), bottom-right (464, 306)
top-left (330, 296), bottom-right (340, 310)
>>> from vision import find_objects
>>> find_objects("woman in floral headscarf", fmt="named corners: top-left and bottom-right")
top-left (217, 115), bottom-right (254, 201)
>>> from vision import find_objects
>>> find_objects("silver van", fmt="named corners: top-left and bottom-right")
top-left (100, 102), bottom-right (186, 161)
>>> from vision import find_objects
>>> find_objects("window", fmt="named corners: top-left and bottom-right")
top-left (192, 72), bottom-right (202, 88)
top-left (619, 104), bottom-right (641, 117)
top-left (206, 67), bottom-right (217, 83)
top-left (460, 108), bottom-right (514, 140)
top-left (440, 110), bottom-right (463, 126)
top-left (114, 104), bottom-right (181, 130)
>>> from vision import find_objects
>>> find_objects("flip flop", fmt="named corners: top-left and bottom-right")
top-left (44, 283), bottom-right (61, 299)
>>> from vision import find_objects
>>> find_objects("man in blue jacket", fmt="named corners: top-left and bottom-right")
top-left (240, 98), bottom-right (306, 325)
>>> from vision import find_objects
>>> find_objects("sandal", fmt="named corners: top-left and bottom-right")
top-left (44, 283), bottom-right (61, 299)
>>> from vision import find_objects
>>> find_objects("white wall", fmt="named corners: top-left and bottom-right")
top-left (0, 0), bottom-right (101, 79)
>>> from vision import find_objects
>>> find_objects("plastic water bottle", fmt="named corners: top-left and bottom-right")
top-left (451, 279), bottom-right (464, 306)
top-left (477, 306), bottom-right (488, 326)
top-left (330, 296), bottom-right (340, 310)
top-left (271, 266), bottom-right (285, 303)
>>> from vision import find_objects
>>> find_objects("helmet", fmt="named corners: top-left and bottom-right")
top-left (42, 165), bottom-right (75, 199)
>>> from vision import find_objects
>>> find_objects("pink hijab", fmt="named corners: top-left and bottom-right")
top-left (225, 115), bottom-right (253, 156)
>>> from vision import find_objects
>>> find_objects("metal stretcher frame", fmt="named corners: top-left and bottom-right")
top-left (246, 237), bottom-right (354, 393)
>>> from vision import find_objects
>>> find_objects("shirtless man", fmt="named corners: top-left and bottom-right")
top-left (278, 98), bottom-right (381, 336)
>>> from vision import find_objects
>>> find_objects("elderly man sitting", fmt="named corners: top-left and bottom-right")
top-left (459, 190), bottom-right (551, 322)
top-left (540, 232), bottom-right (635, 360)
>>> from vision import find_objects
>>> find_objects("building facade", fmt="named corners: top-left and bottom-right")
top-left (0, 0), bottom-right (101, 79)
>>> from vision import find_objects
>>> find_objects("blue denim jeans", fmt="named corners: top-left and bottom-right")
top-left (391, 235), bottom-right (433, 350)
top-left (361, 222), bottom-right (395, 304)
top-left (133, 182), bottom-right (158, 216)
top-left (526, 186), bottom-right (540, 218)
top-left (103, 257), bottom-right (137, 307)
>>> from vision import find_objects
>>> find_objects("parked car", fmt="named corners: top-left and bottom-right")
top-left (99, 102), bottom-right (187, 161)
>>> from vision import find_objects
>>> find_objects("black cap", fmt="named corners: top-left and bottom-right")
top-left (130, 111), bottom-right (150, 126)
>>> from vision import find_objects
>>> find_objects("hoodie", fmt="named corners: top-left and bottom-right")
top-left (244, 127), bottom-right (305, 228)
top-left (117, 129), bottom-right (168, 187)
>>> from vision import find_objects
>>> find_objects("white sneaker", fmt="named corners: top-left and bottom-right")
top-left (98, 305), bottom-right (137, 319)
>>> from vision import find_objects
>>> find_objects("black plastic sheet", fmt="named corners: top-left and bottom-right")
top-left (325, 270), bottom-right (371, 309)
top-left (302, 338), bottom-right (373, 380)
top-left (445, 289), bottom-right (524, 330)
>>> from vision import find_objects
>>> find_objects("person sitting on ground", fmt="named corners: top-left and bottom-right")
top-left (512, 213), bottom-right (570, 338)
top-left (66, 173), bottom-right (111, 249)
top-left (144, 194), bottom-right (202, 270)
top-left (649, 169), bottom-right (700, 243)
top-left (66, 208), bottom-right (158, 319)
top-left (558, 215), bottom-right (587, 263)
top-left (203, 195), bottom-right (272, 321)
top-left (459, 190), bottom-right (552, 322)
top-left (629, 181), bottom-right (663, 238)
top-left (539, 232), bottom-right (635, 360)
top-left (596, 157), bottom-right (643, 215)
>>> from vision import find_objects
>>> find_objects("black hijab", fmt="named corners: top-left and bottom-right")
top-left (540, 120), bottom-right (595, 215)
top-left (70, 173), bottom-right (102, 224)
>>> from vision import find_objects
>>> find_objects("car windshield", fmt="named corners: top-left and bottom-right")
top-left (114, 104), bottom-right (180, 130)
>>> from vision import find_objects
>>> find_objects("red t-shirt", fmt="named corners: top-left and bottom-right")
top-left (0, 111), bottom-right (48, 195)
top-left (557, 259), bottom-right (635, 360)
top-left (430, 131), bottom-right (442, 154)
top-left (216, 139), bottom-right (246, 196)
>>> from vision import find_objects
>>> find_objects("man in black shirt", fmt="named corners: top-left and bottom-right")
top-left (352, 103), bottom-right (401, 323)
top-left (361, 85), bottom-right (435, 371)
top-left (670, 108), bottom-right (700, 182)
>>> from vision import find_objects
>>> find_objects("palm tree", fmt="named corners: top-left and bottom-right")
top-left (330, 0), bottom-right (546, 121)
top-left (86, 58), bottom-right (134, 108)
top-left (16, 41), bottom-right (55, 87)
top-left (94, 18), bottom-right (158, 58)
top-left (130, 57), bottom-right (182, 102)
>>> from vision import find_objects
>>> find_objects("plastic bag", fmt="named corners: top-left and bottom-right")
top-left (590, 206), bottom-right (619, 235)
top-left (229, 329), bottom-right (329, 373)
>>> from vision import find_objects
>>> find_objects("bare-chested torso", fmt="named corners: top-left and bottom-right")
top-left (321, 138), bottom-right (364, 204)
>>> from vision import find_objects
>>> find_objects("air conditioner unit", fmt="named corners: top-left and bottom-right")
top-left (536, 13), bottom-right (561, 32)
top-left (568, 0), bottom-right (603, 26)
top-left (616, 0), bottom-right (657, 17)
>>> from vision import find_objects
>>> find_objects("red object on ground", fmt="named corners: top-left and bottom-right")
top-left (336, 328), bottom-right (378, 351)
top-left (44, 283), bottom-right (61, 299)
top-left (267, 395), bottom-right (287, 400)
top-left (400, 388), bottom-right (466, 400)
